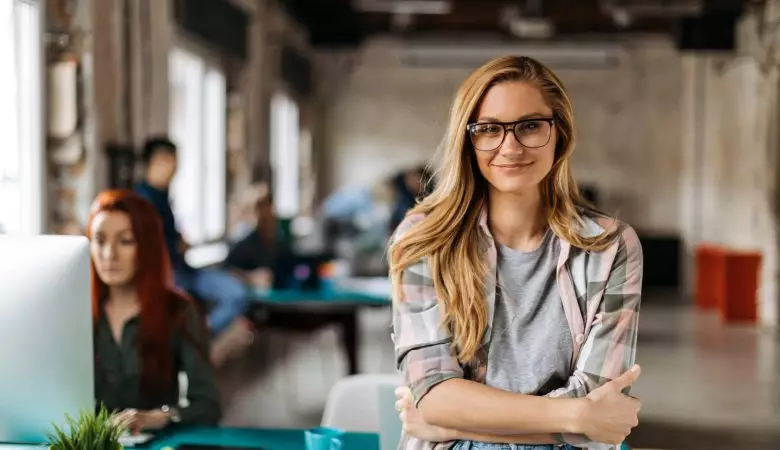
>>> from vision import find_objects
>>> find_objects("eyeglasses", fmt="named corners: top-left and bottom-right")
top-left (466, 118), bottom-right (555, 152)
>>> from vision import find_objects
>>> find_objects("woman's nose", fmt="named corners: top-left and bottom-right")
top-left (499, 130), bottom-right (525, 154)
top-left (102, 243), bottom-right (117, 260)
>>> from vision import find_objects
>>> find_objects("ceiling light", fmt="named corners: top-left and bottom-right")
top-left (612, 8), bottom-right (633, 28)
top-left (508, 18), bottom-right (555, 39)
top-left (392, 11), bottom-right (415, 30)
top-left (354, 0), bottom-right (452, 15)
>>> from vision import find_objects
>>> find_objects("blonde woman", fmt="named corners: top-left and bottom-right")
top-left (389, 56), bottom-right (643, 450)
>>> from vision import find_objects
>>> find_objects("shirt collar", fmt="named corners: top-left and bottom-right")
top-left (475, 203), bottom-right (605, 245)
top-left (139, 181), bottom-right (168, 197)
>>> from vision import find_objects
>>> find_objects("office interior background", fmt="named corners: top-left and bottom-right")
top-left (1, 0), bottom-right (778, 448)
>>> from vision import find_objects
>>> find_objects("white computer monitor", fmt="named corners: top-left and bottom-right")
top-left (0, 235), bottom-right (94, 444)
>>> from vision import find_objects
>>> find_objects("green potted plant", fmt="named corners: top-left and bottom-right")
top-left (47, 406), bottom-right (125, 450)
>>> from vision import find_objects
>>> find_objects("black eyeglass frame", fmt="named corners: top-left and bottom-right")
top-left (466, 118), bottom-right (556, 152)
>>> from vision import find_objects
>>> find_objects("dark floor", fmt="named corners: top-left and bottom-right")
top-left (215, 293), bottom-right (780, 450)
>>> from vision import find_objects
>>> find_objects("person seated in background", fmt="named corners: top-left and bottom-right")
top-left (87, 190), bottom-right (221, 432)
top-left (227, 182), bottom-right (270, 243)
top-left (224, 194), bottom-right (286, 289)
top-left (388, 165), bottom-right (435, 233)
top-left (134, 137), bottom-right (253, 361)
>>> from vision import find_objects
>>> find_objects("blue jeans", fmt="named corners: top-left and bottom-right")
top-left (453, 442), bottom-right (578, 450)
top-left (176, 267), bottom-right (248, 335)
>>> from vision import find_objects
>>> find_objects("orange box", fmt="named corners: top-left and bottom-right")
top-left (695, 245), bottom-right (726, 310)
top-left (721, 251), bottom-right (761, 324)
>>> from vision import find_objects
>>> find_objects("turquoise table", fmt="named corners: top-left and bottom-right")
top-left (251, 276), bottom-right (391, 306)
top-left (137, 427), bottom-right (379, 450)
top-left (248, 278), bottom-right (391, 375)
top-left (253, 288), bottom-right (389, 306)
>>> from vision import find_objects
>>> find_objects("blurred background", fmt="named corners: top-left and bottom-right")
top-left (1, 0), bottom-right (778, 448)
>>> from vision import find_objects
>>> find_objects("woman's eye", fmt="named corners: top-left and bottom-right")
top-left (518, 121), bottom-right (542, 133)
top-left (474, 124), bottom-right (502, 134)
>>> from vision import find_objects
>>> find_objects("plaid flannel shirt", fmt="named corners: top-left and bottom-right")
top-left (391, 208), bottom-right (643, 450)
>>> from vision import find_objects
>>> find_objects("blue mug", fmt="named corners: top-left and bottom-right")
top-left (305, 426), bottom-right (345, 450)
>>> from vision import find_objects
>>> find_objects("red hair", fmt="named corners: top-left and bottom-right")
top-left (86, 189), bottom-right (198, 402)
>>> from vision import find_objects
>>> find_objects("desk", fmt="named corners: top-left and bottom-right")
top-left (0, 427), bottom-right (379, 450)
top-left (248, 278), bottom-right (390, 375)
top-left (252, 277), bottom-right (391, 306)
top-left (141, 427), bottom-right (379, 450)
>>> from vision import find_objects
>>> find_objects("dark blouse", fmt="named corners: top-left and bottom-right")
top-left (93, 299), bottom-right (221, 425)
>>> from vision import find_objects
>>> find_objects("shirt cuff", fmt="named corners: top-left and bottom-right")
top-left (410, 372), bottom-right (462, 407)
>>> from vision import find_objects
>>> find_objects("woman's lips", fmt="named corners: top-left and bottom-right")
top-left (492, 161), bottom-right (533, 171)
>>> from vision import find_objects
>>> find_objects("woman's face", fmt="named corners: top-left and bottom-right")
top-left (90, 210), bottom-right (138, 287)
top-left (471, 81), bottom-right (557, 196)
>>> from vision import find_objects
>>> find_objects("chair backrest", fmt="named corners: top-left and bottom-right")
top-left (321, 373), bottom-right (402, 450)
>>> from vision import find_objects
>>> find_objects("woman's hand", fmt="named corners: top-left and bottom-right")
top-left (395, 387), bottom-right (459, 442)
top-left (249, 268), bottom-right (273, 289)
top-left (115, 409), bottom-right (170, 434)
top-left (579, 365), bottom-right (642, 444)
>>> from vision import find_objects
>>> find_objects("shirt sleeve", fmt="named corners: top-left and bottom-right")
top-left (177, 305), bottom-right (222, 425)
top-left (391, 218), bottom-right (464, 406)
top-left (547, 225), bottom-right (643, 449)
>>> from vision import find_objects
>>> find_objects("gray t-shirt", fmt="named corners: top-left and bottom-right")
top-left (486, 229), bottom-right (573, 395)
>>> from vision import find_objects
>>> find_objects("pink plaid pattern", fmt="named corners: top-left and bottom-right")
top-left (392, 209), bottom-right (643, 450)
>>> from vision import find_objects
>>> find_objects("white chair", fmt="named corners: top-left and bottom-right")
top-left (321, 373), bottom-right (403, 450)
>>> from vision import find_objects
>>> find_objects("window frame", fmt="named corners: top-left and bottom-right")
top-left (270, 88), bottom-right (301, 219)
top-left (0, 0), bottom-right (45, 235)
top-left (168, 37), bottom-right (228, 247)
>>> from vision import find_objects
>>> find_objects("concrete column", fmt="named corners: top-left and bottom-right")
top-left (678, 54), bottom-right (703, 297)
top-left (248, 0), bottom-right (271, 175)
top-left (128, 0), bottom-right (172, 148)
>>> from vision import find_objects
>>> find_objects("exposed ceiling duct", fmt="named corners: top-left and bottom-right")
top-left (600, 0), bottom-right (704, 30)
top-left (285, 0), bottom-right (728, 48)
top-left (399, 41), bottom-right (626, 70)
top-left (600, 0), bottom-right (704, 17)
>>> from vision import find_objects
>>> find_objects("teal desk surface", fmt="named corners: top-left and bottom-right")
top-left (253, 277), bottom-right (391, 306)
top-left (1, 427), bottom-right (379, 450)
top-left (141, 427), bottom-right (379, 450)
top-left (253, 288), bottom-right (389, 305)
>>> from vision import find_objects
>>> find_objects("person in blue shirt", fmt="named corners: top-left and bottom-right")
top-left (135, 137), bottom-right (253, 364)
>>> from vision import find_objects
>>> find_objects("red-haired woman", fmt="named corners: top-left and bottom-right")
top-left (87, 190), bottom-right (221, 432)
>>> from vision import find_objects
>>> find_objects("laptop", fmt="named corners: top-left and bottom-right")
top-left (272, 251), bottom-right (334, 291)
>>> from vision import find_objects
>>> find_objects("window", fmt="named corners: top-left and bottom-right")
top-left (270, 92), bottom-right (300, 218)
top-left (168, 46), bottom-right (227, 245)
top-left (0, 0), bottom-right (43, 235)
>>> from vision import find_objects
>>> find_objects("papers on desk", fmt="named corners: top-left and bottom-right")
top-left (335, 277), bottom-right (391, 298)
top-left (0, 446), bottom-right (49, 449)
top-left (119, 432), bottom-right (154, 447)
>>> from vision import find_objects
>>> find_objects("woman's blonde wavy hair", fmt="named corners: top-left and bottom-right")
top-left (389, 55), bottom-right (617, 363)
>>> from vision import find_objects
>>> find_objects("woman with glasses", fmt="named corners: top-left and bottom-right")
top-left (389, 55), bottom-right (644, 450)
